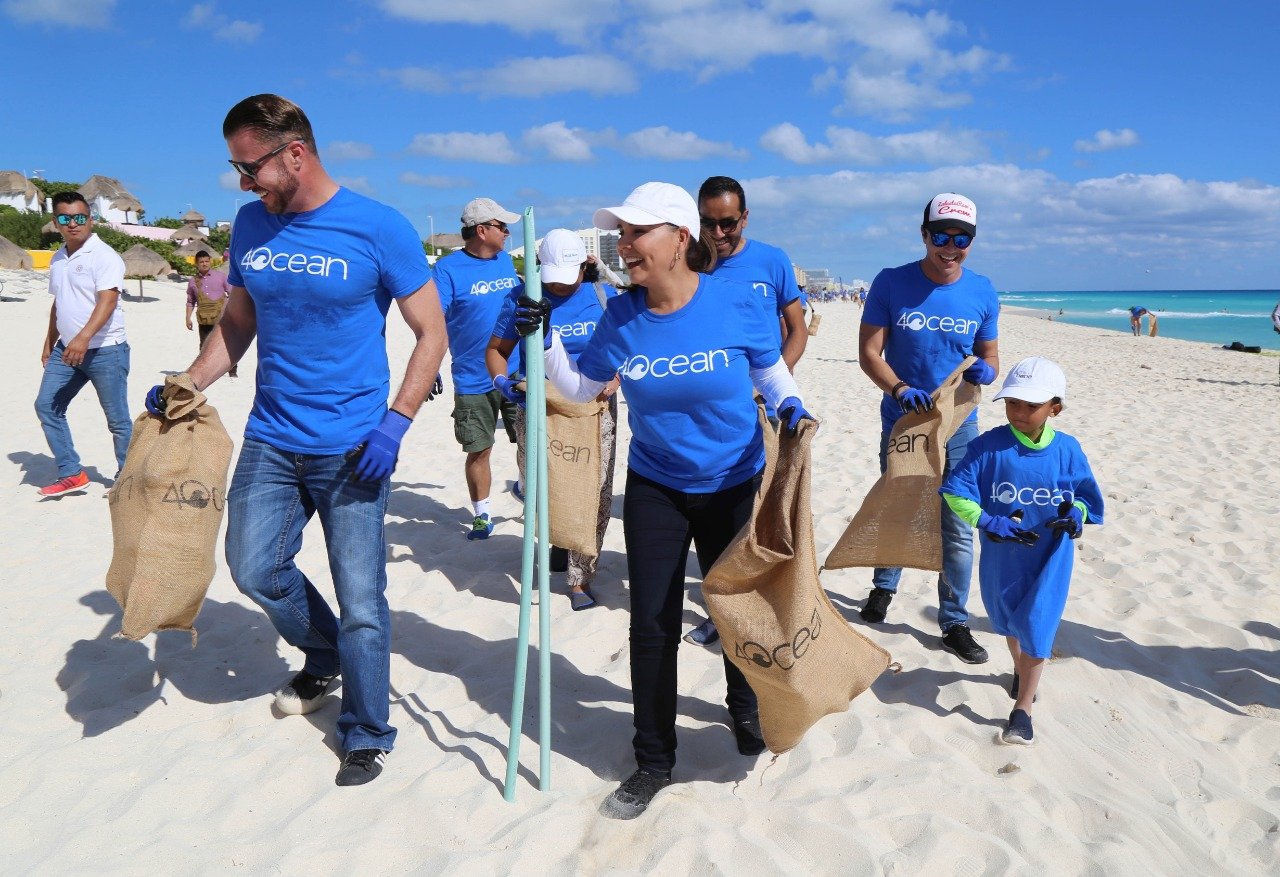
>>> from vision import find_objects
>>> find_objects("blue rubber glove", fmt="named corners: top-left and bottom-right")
top-left (353, 410), bottom-right (412, 482)
top-left (494, 375), bottom-right (527, 409)
top-left (962, 359), bottom-right (996, 385)
top-left (896, 386), bottom-right (935, 415)
top-left (1047, 501), bottom-right (1085, 539)
top-left (144, 384), bottom-right (166, 416)
top-left (426, 374), bottom-right (444, 401)
top-left (777, 396), bottom-right (815, 435)
top-left (979, 511), bottom-right (1040, 547)
top-left (514, 295), bottom-right (552, 348)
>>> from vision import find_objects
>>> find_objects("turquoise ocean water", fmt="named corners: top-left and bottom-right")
top-left (999, 290), bottom-right (1280, 351)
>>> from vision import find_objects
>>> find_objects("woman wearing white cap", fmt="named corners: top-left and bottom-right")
top-left (514, 182), bottom-right (815, 819)
top-left (486, 229), bottom-right (621, 610)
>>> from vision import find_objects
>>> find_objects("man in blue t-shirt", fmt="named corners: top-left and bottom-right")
top-left (435, 197), bottom-right (524, 541)
top-left (147, 94), bottom-right (447, 787)
top-left (857, 192), bottom-right (1001, 665)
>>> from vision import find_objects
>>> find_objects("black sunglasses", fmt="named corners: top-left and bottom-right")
top-left (228, 141), bottom-right (295, 180)
top-left (929, 231), bottom-right (973, 249)
top-left (56, 213), bottom-right (90, 226)
top-left (478, 221), bottom-right (509, 234)
top-left (699, 215), bottom-right (742, 233)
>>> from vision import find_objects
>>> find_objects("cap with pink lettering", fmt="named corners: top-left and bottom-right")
top-left (923, 193), bottom-right (977, 237)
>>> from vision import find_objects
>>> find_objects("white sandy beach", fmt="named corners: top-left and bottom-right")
top-left (1, 269), bottom-right (1276, 874)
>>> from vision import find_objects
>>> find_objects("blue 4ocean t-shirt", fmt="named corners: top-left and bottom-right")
top-left (863, 261), bottom-right (999, 433)
top-left (435, 249), bottom-right (522, 394)
top-left (709, 239), bottom-right (804, 347)
top-left (941, 426), bottom-right (1104, 658)
top-left (227, 187), bottom-right (431, 454)
top-left (575, 274), bottom-right (779, 493)
top-left (492, 281), bottom-right (618, 376)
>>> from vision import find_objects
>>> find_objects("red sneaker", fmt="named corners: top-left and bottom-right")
top-left (38, 470), bottom-right (90, 497)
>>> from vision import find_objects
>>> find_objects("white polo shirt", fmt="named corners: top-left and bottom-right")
top-left (49, 232), bottom-right (127, 349)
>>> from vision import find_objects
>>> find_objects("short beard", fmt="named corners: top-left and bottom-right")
top-left (264, 167), bottom-right (301, 214)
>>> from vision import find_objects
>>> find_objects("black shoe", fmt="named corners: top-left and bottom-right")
top-left (683, 617), bottom-right (719, 646)
top-left (273, 670), bottom-right (338, 715)
top-left (335, 748), bottom-right (386, 786)
top-left (732, 713), bottom-right (767, 756)
top-left (550, 546), bottom-right (569, 573)
top-left (940, 625), bottom-right (989, 664)
top-left (599, 769), bottom-right (672, 820)
top-left (860, 587), bottom-right (894, 623)
top-left (1001, 709), bottom-right (1035, 745)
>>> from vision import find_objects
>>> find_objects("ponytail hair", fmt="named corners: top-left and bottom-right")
top-left (685, 227), bottom-right (718, 274)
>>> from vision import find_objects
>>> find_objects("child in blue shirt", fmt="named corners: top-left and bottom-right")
top-left (940, 357), bottom-right (1104, 745)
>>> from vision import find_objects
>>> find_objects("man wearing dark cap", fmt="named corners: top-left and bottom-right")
top-left (856, 193), bottom-right (1000, 664)
top-left (434, 197), bottom-right (524, 540)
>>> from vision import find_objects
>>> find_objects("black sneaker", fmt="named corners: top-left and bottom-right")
top-left (273, 670), bottom-right (338, 715)
top-left (683, 617), bottom-right (719, 646)
top-left (335, 748), bottom-right (387, 786)
top-left (599, 769), bottom-right (672, 820)
top-left (860, 587), bottom-right (894, 623)
top-left (550, 546), bottom-right (569, 573)
top-left (940, 625), bottom-right (989, 664)
top-left (1001, 709), bottom-right (1034, 745)
top-left (732, 713), bottom-right (767, 756)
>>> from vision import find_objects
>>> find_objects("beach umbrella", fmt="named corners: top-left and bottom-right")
top-left (0, 234), bottom-right (33, 269)
top-left (505, 207), bottom-right (552, 801)
top-left (121, 243), bottom-right (169, 278)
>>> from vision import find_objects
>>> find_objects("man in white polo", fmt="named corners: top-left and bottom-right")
top-left (35, 191), bottom-right (131, 497)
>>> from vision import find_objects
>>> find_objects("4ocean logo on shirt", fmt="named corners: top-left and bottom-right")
top-left (991, 481), bottom-right (1075, 507)
top-left (241, 247), bottom-right (349, 280)
top-left (618, 347), bottom-right (730, 381)
top-left (468, 277), bottom-right (517, 296)
top-left (896, 311), bottom-right (979, 335)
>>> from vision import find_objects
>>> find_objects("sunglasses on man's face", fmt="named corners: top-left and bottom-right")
top-left (56, 213), bottom-right (90, 227)
top-left (699, 215), bottom-right (742, 233)
top-left (478, 221), bottom-right (509, 234)
top-left (929, 231), bottom-right (973, 249)
top-left (227, 141), bottom-right (294, 180)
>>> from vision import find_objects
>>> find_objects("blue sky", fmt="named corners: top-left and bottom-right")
top-left (3, 0), bottom-right (1278, 290)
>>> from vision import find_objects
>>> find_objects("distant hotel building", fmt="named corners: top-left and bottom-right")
top-left (510, 227), bottom-right (625, 272)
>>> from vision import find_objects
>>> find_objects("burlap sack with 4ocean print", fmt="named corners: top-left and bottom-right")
top-left (106, 373), bottom-right (232, 643)
top-left (543, 382), bottom-right (606, 556)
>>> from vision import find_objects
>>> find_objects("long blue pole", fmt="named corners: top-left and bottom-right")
top-left (504, 208), bottom-right (551, 800)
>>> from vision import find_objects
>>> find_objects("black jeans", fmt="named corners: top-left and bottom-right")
top-left (623, 469), bottom-right (761, 775)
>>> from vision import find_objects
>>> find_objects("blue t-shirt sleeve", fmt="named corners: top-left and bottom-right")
top-left (574, 305), bottom-right (623, 383)
top-left (1066, 438), bottom-right (1105, 525)
top-left (492, 288), bottom-right (520, 341)
top-left (940, 432), bottom-right (989, 505)
top-left (376, 208), bottom-right (432, 299)
top-left (862, 268), bottom-right (892, 328)
top-left (434, 262), bottom-right (455, 317)
top-left (975, 278), bottom-right (1000, 342)
top-left (736, 280), bottom-right (781, 369)
top-left (776, 258), bottom-right (803, 311)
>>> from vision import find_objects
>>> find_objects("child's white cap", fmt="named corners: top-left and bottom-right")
top-left (993, 356), bottom-right (1067, 408)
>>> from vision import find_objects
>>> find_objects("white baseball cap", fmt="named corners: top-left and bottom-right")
top-left (461, 197), bottom-right (521, 228)
top-left (593, 182), bottom-right (699, 241)
top-left (993, 356), bottom-right (1067, 408)
top-left (924, 192), bottom-right (977, 237)
top-left (537, 228), bottom-right (587, 285)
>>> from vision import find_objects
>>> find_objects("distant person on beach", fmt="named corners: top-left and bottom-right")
top-left (486, 230), bottom-right (621, 611)
top-left (682, 175), bottom-right (808, 647)
top-left (940, 357), bottom-right (1103, 744)
top-left (34, 191), bottom-right (131, 498)
top-left (856, 192), bottom-right (1000, 665)
top-left (1129, 305), bottom-right (1150, 335)
top-left (184, 250), bottom-right (236, 377)
top-left (146, 93), bottom-right (447, 787)
top-left (1272, 299), bottom-right (1279, 334)
top-left (517, 182), bottom-right (813, 819)
top-left (434, 197), bottom-right (524, 542)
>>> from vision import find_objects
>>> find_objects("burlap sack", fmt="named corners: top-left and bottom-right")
top-left (807, 310), bottom-right (821, 336)
top-left (824, 357), bottom-right (979, 572)
top-left (704, 420), bottom-right (892, 753)
top-left (106, 373), bottom-right (233, 642)
top-left (544, 384), bottom-right (605, 556)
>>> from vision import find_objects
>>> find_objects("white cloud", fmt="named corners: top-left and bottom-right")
top-left (522, 122), bottom-right (596, 162)
top-left (335, 176), bottom-right (375, 196)
top-left (621, 127), bottom-right (747, 161)
top-left (399, 172), bottom-right (473, 188)
top-left (2, 0), bottom-right (115, 27)
top-left (219, 170), bottom-right (242, 191)
top-left (381, 67), bottom-right (450, 93)
top-left (840, 69), bottom-right (972, 122)
top-left (180, 2), bottom-right (262, 42)
top-left (1074, 128), bottom-right (1141, 153)
top-left (377, 0), bottom-right (613, 40)
top-left (383, 55), bottom-right (636, 98)
top-left (761, 122), bottom-right (988, 166)
top-left (327, 141), bottom-right (375, 161)
top-left (407, 132), bottom-right (521, 164)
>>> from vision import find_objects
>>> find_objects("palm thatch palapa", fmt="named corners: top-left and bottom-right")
top-left (121, 243), bottom-right (170, 278)
top-left (170, 225), bottom-right (207, 243)
top-left (0, 171), bottom-right (42, 211)
top-left (0, 234), bottom-right (34, 269)
top-left (181, 208), bottom-right (206, 225)
top-left (174, 238), bottom-right (213, 258)
top-left (42, 220), bottom-right (59, 235)
top-left (80, 175), bottom-right (144, 220)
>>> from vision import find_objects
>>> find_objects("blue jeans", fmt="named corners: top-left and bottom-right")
top-left (35, 341), bottom-right (132, 478)
top-left (225, 438), bottom-right (395, 754)
top-left (872, 418), bottom-right (978, 632)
